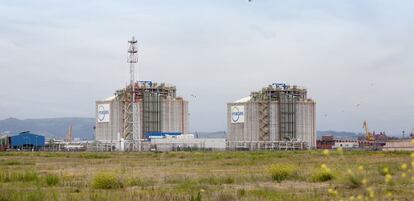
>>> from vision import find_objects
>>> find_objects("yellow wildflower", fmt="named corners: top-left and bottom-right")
top-left (323, 149), bottom-right (330, 156)
top-left (401, 172), bottom-right (407, 178)
top-left (366, 187), bottom-right (375, 198)
top-left (385, 174), bottom-right (392, 184)
top-left (321, 164), bottom-right (327, 169)
top-left (327, 188), bottom-right (337, 196)
top-left (357, 165), bottom-right (364, 171)
top-left (386, 191), bottom-right (393, 197)
top-left (362, 179), bottom-right (367, 185)
top-left (401, 163), bottom-right (408, 170)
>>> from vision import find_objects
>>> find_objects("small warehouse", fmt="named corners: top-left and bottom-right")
top-left (10, 131), bottom-right (45, 151)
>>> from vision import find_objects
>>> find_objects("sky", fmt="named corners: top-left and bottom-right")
top-left (0, 0), bottom-right (414, 135)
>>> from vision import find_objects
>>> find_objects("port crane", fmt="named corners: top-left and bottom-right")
top-left (363, 121), bottom-right (375, 141)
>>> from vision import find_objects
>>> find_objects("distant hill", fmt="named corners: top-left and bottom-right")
top-left (0, 117), bottom-right (359, 141)
top-left (195, 130), bottom-right (359, 139)
top-left (195, 131), bottom-right (226, 138)
top-left (317, 130), bottom-right (359, 139)
top-left (0, 117), bottom-right (95, 139)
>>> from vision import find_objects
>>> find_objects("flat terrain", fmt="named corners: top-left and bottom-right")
top-left (0, 151), bottom-right (413, 201)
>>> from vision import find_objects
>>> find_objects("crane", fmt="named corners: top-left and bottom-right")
top-left (363, 121), bottom-right (375, 141)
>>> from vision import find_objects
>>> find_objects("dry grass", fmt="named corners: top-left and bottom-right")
top-left (0, 150), bottom-right (412, 201)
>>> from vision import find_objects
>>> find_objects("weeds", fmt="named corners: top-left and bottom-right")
top-left (0, 170), bottom-right (38, 183)
top-left (92, 172), bottom-right (123, 189)
top-left (45, 174), bottom-right (59, 186)
top-left (189, 192), bottom-right (202, 201)
top-left (268, 164), bottom-right (296, 182)
top-left (126, 177), bottom-right (155, 187)
top-left (311, 171), bottom-right (334, 182)
top-left (79, 153), bottom-right (111, 159)
top-left (0, 151), bottom-right (413, 200)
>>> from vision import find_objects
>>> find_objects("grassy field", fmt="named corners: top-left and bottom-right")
top-left (0, 150), bottom-right (413, 201)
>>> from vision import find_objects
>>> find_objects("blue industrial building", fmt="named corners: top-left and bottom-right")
top-left (10, 131), bottom-right (45, 150)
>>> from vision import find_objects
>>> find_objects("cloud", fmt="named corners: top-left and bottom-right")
top-left (0, 0), bottom-right (414, 135)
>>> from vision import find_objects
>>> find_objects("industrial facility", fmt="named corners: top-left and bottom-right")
top-left (95, 37), bottom-right (189, 151)
top-left (0, 131), bottom-right (45, 151)
top-left (227, 83), bottom-right (316, 150)
top-left (95, 82), bottom-right (189, 151)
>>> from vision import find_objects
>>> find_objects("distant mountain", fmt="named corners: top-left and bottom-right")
top-left (196, 130), bottom-right (359, 140)
top-left (317, 130), bottom-right (358, 139)
top-left (0, 117), bottom-right (95, 139)
top-left (0, 117), bottom-right (359, 141)
top-left (195, 131), bottom-right (226, 138)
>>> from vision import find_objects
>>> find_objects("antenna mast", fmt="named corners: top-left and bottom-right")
top-left (128, 36), bottom-right (138, 94)
top-left (126, 36), bottom-right (139, 151)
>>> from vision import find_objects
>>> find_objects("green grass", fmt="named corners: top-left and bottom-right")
top-left (0, 150), bottom-right (412, 201)
top-left (45, 174), bottom-right (59, 186)
top-left (0, 170), bottom-right (38, 183)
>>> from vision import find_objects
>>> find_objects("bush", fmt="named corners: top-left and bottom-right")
top-left (92, 172), bottom-right (123, 189)
top-left (237, 188), bottom-right (246, 197)
top-left (224, 176), bottom-right (235, 184)
top-left (311, 171), bottom-right (334, 182)
top-left (347, 175), bottom-right (361, 188)
top-left (268, 164), bottom-right (296, 182)
top-left (45, 174), bottom-right (59, 186)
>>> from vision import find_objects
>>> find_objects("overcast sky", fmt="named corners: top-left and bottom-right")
top-left (1, 0), bottom-right (414, 135)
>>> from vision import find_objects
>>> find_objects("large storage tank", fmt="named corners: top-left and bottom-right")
top-left (227, 83), bottom-right (316, 150)
top-left (95, 82), bottom-right (189, 149)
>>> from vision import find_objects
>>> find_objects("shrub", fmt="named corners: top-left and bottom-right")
top-left (45, 174), bottom-right (59, 186)
top-left (223, 176), bottom-right (235, 184)
top-left (311, 171), bottom-right (334, 182)
top-left (92, 172), bottom-right (123, 189)
top-left (379, 166), bottom-right (391, 176)
top-left (238, 188), bottom-right (246, 197)
top-left (347, 175), bottom-right (361, 188)
top-left (268, 164), bottom-right (296, 182)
